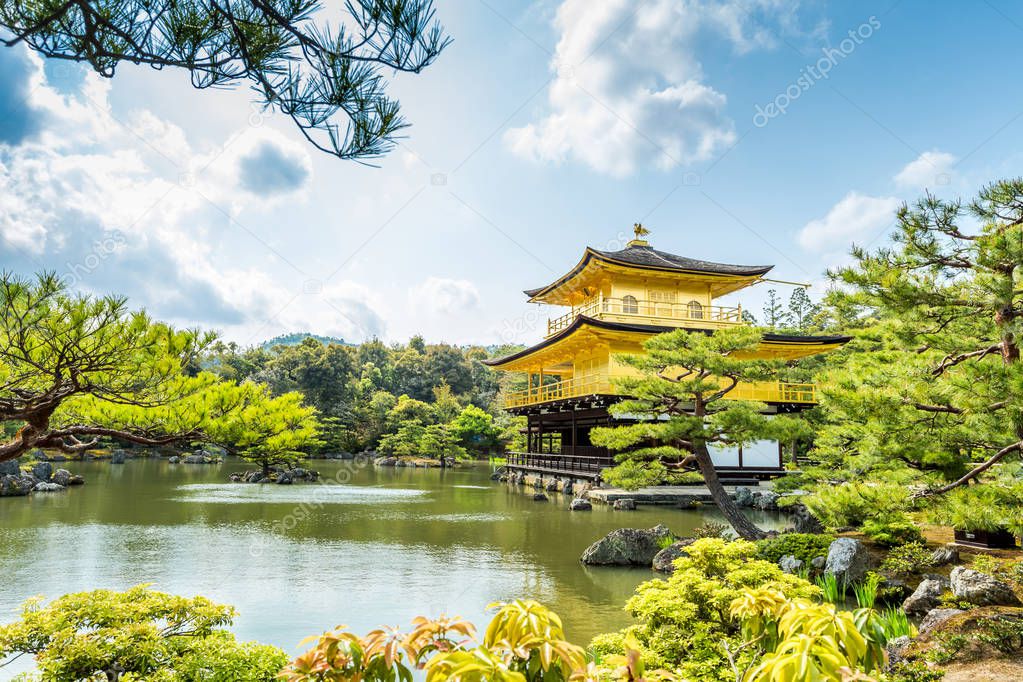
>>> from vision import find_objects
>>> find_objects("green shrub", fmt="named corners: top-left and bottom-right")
top-left (0, 585), bottom-right (287, 681)
top-left (755, 533), bottom-right (835, 565)
top-left (927, 632), bottom-right (969, 664)
top-left (880, 542), bottom-right (935, 576)
top-left (771, 473), bottom-right (813, 494)
top-left (882, 661), bottom-right (945, 682)
top-left (803, 481), bottom-right (913, 529)
top-left (603, 460), bottom-right (666, 491)
top-left (863, 518), bottom-right (924, 547)
top-left (594, 538), bottom-right (820, 680)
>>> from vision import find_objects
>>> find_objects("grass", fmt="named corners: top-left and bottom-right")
top-left (853, 573), bottom-right (881, 609)
top-left (815, 572), bottom-right (845, 604)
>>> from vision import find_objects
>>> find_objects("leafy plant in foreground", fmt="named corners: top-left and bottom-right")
top-left (0, 585), bottom-right (286, 681)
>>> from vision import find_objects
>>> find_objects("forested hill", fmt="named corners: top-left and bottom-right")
top-left (260, 332), bottom-right (350, 349)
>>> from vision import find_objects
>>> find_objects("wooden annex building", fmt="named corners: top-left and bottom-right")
top-left (485, 226), bottom-right (850, 483)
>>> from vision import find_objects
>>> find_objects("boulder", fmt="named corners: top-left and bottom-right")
top-left (65, 473), bottom-right (84, 486)
top-left (49, 454), bottom-right (67, 462)
top-left (110, 451), bottom-right (126, 464)
top-left (0, 459), bottom-right (21, 477)
top-left (0, 475), bottom-right (33, 497)
top-left (931, 544), bottom-right (960, 566)
top-left (374, 456), bottom-right (398, 467)
top-left (580, 524), bottom-right (677, 566)
top-left (903, 577), bottom-right (950, 616)
top-left (734, 487), bottom-right (754, 508)
top-left (545, 479), bottom-right (559, 492)
top-left (919, 608), bottom-right (965, 635)
top-left (31, 461), bottom-right (53, 481)
top-left (562, 480), bottom-right (574, 496)
top-left (825, 537), bottom-right (870, 584)
top-left (51, 469), bottom-right (72, 486)
top-left (950, 566), bottom-right (1021, 606)
top-left (275, 472), bottom-right (293, 484)
top-left (886, 635), bottom-right (912, 667)
top-left (532, 493), bottom-right (548, 502)
top-left (811, 556), bottom-right (828, 570)
top-left (33, 481), bottom-right (65, 492)
top-left (790, 503), bottom-right (825, 534)
top-left (569, 498), bottom-right (592, 511)
top-left (613, 498), bottom-right (637, 511)
top-left (779, 555), bottom-right (805, 574)
top-left (754, 490), bottom-right (780, 511)
top-left (652, 538), bottom-right (697, 573)
top-left (168, 456), bottom-right (180, 464)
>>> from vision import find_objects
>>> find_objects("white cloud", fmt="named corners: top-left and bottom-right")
top-left (798, 192), bottom-right (899, 253)
top-left (894, 150), bottom-right (956, 189)
top-left (0, 49), bottom-right (315, 329)
top-left (409, 277), bottom-right (481, 315)
top-left (504, 0), bottom-right (799, 176)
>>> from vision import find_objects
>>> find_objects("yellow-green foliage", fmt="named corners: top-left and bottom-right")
top-left (731, 587), bottom-right (888, 681)
top-left (803, 482), bottom-right (913, 529)
top-left (0, 585), bottom-right (287, 681)
top-left (597, 538), bottom-right (820, 681)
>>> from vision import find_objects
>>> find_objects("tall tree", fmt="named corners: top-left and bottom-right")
top-left (591, 327), bottom-right (805, 540)
top-left (823, 179), bottom-right (1023, 495)
top-left (787, 288), bottom-right (820, 332)
top-left (0, 272), bottom-right (318, 461)
top-left (761, 289), bottom-right (787, 329)
top-left (0, 0), bottom-right (450, 160)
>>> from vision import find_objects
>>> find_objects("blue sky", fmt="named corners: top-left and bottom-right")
top-left (2, 0), bottom-right (1022, 347)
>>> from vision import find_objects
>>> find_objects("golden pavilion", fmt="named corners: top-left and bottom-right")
top-left (485, 226), bottom-right (850, 482)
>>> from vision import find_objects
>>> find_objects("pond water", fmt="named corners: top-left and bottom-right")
top-left (0, 458), bottom-right (781, 670)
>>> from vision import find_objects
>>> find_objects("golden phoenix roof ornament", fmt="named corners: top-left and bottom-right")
top-left (629, 222), bottom-right (650, 246)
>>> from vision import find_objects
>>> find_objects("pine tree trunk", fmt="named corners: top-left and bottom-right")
top-left (693, 441), bottom-right (767, 540)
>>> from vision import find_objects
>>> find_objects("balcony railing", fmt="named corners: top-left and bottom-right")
top-left (503, 375), bottom-right (614, 408)
top-left (546, 294), bottom-right (743, 337)
top-left (502, 376), bottom-right (816, 409)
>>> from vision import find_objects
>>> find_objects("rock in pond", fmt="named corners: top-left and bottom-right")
top-left (168, 456), bottom-right (180, 464)
top-left (951, 566), bottom-right (1021, 606)
top-left (532, 493), bottom-right (548, 502)
top-left (753, 490), bottom-right (780, 511)
top-left (903, 577), bottom-right (950, 616)
top-left (374, 456), bottom-right (398, 467)
top-left (569, 498), bottom-right (592, 511)
top-left (33, 481), bottom-right (65, 492)
top-left (676, 495), bottom-right (700, 510)
top-left (276, 472), bottom-right (293, 484)
top-left (825, 537), bottom-right (870, 584)
top-left (0, 458), bottom-right (21, 477)
top-left (581, 524), bottom-right (677, 567)
top-left (790, 503), bottom-right (825, 534)
top-left (0, 474), bottom-right (33, 497)
top-left (652, 538), bottom-right (696, 573)
top-left (31, 461), bottom-right (53, 481)
top-left (612, 498), bottom-right (637, 511)
top-left (51, 469), bottom-right (74, 487)
top-left (734, 487), bottom-right (754, 508)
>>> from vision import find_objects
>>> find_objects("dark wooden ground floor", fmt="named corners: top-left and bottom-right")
top-left (506, 396), bottom-right (788, 483)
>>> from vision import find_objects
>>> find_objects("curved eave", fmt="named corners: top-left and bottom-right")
top-left (524, 247), bottom-right (774, 302)
top-left (484, 317), bottom-right (851, 369)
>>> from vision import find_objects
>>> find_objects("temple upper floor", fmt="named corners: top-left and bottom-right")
top-left (525, 226), bottom-right (772, 338)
